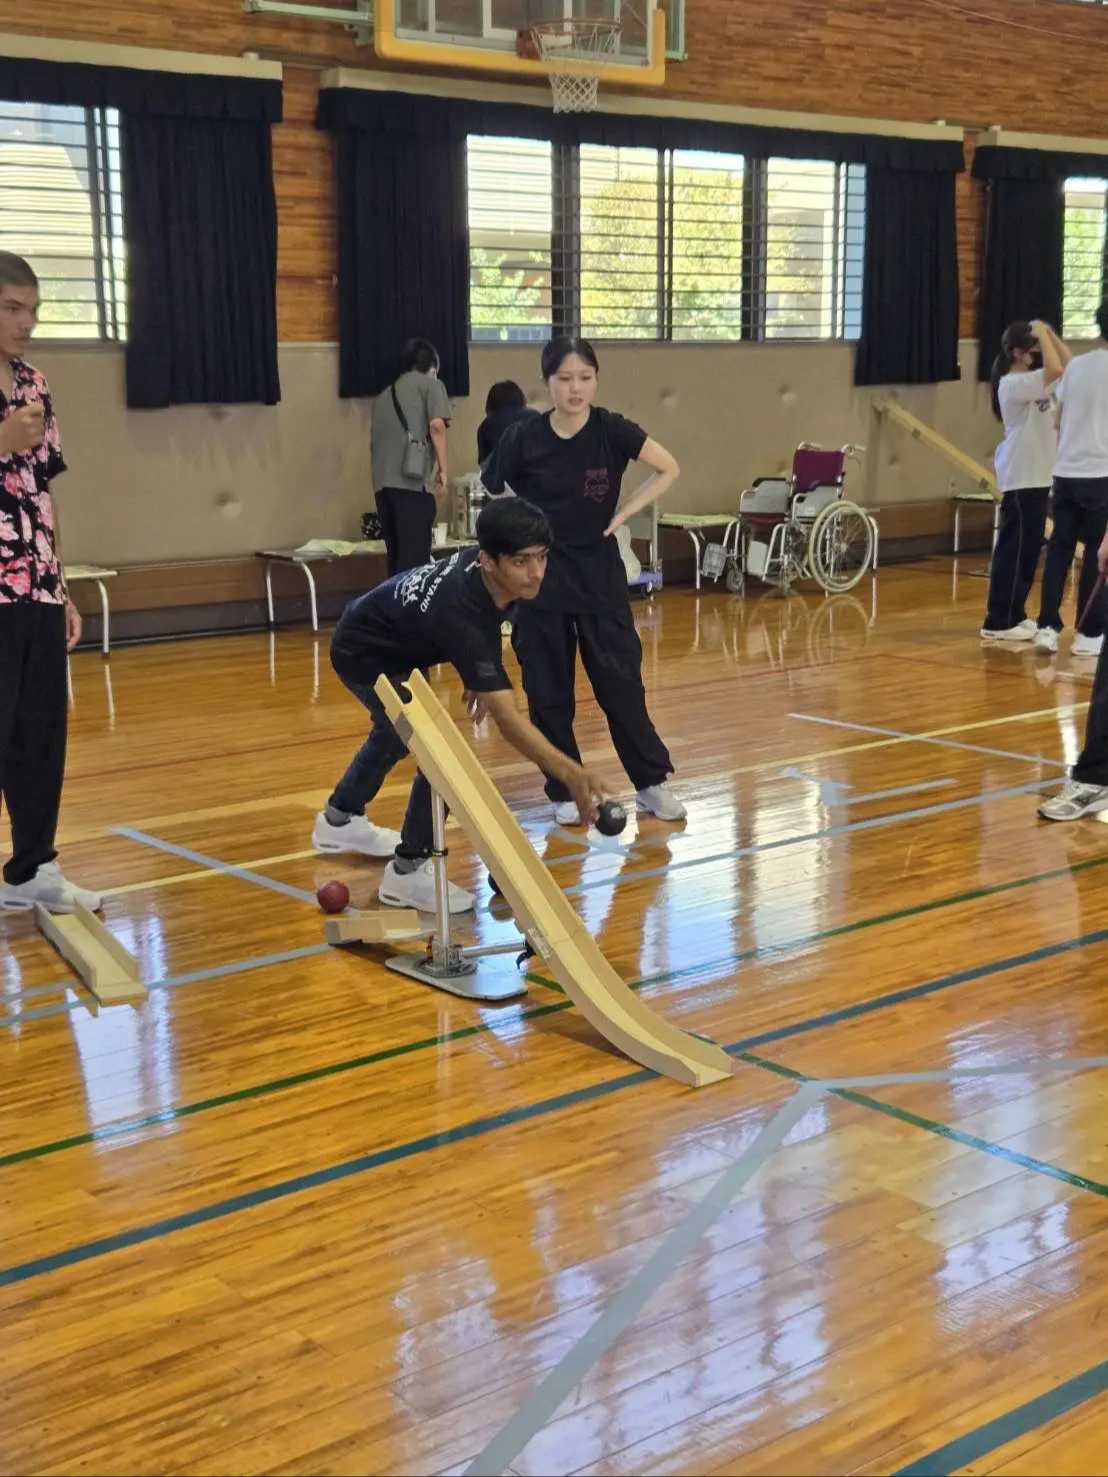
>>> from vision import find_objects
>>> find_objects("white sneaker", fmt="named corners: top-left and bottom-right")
top-left (980, 622), bottom-right (1035, 642)
top-left (1034, 628), bottom-right (1059, 653)
top-left (1038, 780), bottom-right (1108, 821)
top-left (312, 812), bottom-right (401, 858)
top-left (379, 859), bottom-right (474, 914)
top-left (636, 783), bottom-right (687, 822)
top-left (1073, 633), bottom-right (1104, 658)
top-left (553, 800), bottom-right (581, 826)
top-left (0, 862), bottom-right (103, 914)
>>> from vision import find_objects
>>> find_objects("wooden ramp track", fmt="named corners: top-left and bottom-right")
top-left (35, 902), bottom-right (145, 1008)
top-left (874, 397), bottom-right (999, 497)
top-left (375, 670), bottom-right (733, 1088)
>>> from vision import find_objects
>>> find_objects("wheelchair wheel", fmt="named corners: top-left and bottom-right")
top-left (808, 501), bottom-right (874, 593)
top-left (724, 559), bottom-right (744, 594)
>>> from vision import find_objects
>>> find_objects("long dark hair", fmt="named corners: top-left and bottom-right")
top-left (990, 320), bottom-right (1038, 421)
top-left (541, 335), bottom-right (600, 380)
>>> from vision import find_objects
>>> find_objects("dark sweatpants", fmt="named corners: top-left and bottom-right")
top-left (1038, 475), bottom-right (1108, 637)
top-left (0, 602), bottom-right (67, 885)
top-left (982, 487), bottom-right (1049, 632)
top-left (512, 603), bottom-right (673, 803)
top-left (375, 487), bottom-right (436, 578)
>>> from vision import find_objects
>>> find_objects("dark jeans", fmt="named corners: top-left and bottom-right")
top-left (512, 603), bottom-right (673, 803)
top-left (982, 487), bottom-right (1049, 631)
top-left (0, 603), bottom-right (68, 885)
top-left (1074, 636), bottom-right (1108, 785)
top-left (327, 662), bottom-right (434, 859)
top-left (1038, 476), bottom-right (1108, 637)
top-left (375, 487), bottom-right (436, 578)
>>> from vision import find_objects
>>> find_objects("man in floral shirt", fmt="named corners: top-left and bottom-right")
top-left (0, 252), bottom-right (101, 913)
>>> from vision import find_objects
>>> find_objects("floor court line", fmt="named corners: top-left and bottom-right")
top-left (789, 711), bottom-right (1067, 768)
top-left (7, 924), bottom-right (1108, 1287)
top-left (891, 1357), bottom-right (1108, 1476)
top-left (463, 1086), bottom-right (825, 1477)
top-left (111, 827), bottom-right (317, 903)
top-left (9, 851), bottom-right (1108, 1160)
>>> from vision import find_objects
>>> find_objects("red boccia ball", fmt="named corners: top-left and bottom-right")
top-left (317, 880), bottom-right (350, 914)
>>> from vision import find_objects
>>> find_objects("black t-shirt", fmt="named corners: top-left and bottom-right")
top-left (332, 547), bottom-right (513, 693)
top-left (482, 406), bottom-right (648, 613)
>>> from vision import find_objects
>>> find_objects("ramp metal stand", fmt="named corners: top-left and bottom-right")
top-left (375, 670), bottom-right (732, 1088)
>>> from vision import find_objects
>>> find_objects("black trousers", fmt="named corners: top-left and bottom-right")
top-left (0, 603), bottom-right (67, 885)
top-left (982, 487), bottom-right (1049, 631)
top-left (512, 604), bottom-right (673, 802)
top-left (1038, 476), bottom-right (1108, 637)
top-left (1074, 637), bottom-right (1108, 785)
top-left (375, 487), bottom-right (436, 578)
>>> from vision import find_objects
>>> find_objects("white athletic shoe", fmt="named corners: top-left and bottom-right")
top-left (1073, 633), bottom-right (1105, 658)
top-left (636, 783), bottom-right (687, 822)
top-left (379, 859), bottom-right (474, 914)
top-left (1038, 780), bottom-right (1108, 821)
top-left (1034, 627), bottom-right (1060, 653)
top-left (0, 862), bottom-right (103, 914)
top-left (553, 800), bottom-right (581, 826)
top-left (312, 812), bottom-right (401, 858)
top-left (980, 621), bottom-right (1036, 642)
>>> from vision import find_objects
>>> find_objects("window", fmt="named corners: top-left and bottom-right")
top-left (762, 158), bottom-right (865, 340)
top-left (467, 135), bottom-right (553, 343)
top-left (578, 143), bottom-right (660, 339)
top-left (1063, 176), bottom-right (1107, 340)
top-left (0, 100), bottom-right (126, 340)
top-left (670, 148), bottom-right (744, 341)
top-left (466, 134), bottom-right (866, 344)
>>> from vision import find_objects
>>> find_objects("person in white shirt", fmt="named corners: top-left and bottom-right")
top-left (982, 319), bottom-right (1068, 641)
top-left (1035, 303), bottom-right (1108, 657)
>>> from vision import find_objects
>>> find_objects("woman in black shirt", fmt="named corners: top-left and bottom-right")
top-left (483, 336), bottom-right (684, 825)
top-left (477, 380), bottom-right (539, 463)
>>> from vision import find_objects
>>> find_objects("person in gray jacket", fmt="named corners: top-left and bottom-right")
top-left (372, 337), bottom-right (451, 576)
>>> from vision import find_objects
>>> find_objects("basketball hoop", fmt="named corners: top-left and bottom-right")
top-left (528, 17), bottom-right (621, 113)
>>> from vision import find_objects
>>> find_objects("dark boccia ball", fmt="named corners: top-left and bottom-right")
top-left (317, 880), bottom-right (350, 914)
top-left (596, 800), bottom-right (627, 837)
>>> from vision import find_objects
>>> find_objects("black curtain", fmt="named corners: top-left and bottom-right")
top-left (855, 168), bottom-right (961, 386)
top-left (976, 177), bottom-right (1064, 382)
top-left (333, 127), bottom-right (470, 400)
top-left (122, 114), bottom-right (280, 408)
top-left (0, 55), bottom-right (283, 409)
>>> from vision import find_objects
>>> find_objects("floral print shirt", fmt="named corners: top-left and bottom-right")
top-left (0, 358), bottom-right (67, 605)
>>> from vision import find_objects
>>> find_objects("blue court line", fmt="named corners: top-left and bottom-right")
top-left (5, 922), bottom-right (1108, 1288)
top-left (893, 1358), bottom-right (1108, 1475)
top-left (111, 827), bottom-right (317, 903)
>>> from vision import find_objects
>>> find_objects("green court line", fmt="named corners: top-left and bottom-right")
top-left (6, 850), bottom-right (1108, 1173)
top-left (738, 1051), bottom-right (1108, 1200)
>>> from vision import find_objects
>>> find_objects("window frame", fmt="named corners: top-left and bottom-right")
top-left (465, 133), bottom-right (866, 347)
top-left (0, 98), bottom-right (126, 346)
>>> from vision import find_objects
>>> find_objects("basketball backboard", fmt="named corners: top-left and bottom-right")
top-left (374, 0), bottom-right (667, 88)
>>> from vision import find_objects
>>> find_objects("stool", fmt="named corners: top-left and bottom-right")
top-left (952, 492), bottom-right (1000, 556)
top-left (65, 564), bottom-right (117, 656)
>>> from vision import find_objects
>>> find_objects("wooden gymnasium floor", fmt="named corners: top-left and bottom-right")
top-left (6, 554), bottom-right (1108, 1477)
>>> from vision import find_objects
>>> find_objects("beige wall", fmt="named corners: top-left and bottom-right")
top-left (36, 340), bottom-right (1000, 567)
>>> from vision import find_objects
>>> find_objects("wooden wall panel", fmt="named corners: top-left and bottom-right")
top-left (6, 0), bottom-right (1106, 342)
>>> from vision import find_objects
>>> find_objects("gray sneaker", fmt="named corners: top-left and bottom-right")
top-left (636, 783), bottom-right (687, 822)
top-left (1038, 781), bottom-right (1108, 821)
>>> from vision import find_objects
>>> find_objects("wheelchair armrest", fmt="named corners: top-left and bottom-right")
top-left (740, 478), bottom-right (790, 515)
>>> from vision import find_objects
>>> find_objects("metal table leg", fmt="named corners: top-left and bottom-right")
top-left (95, 578), bottom-right (110, 658)
top-left (264, 560), bottom-right (276, 627)
top-left (302, 562), bottom-right (320, 632)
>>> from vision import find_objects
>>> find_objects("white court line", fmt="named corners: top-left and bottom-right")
top-left (789, 712), bottom-right (1066, 768)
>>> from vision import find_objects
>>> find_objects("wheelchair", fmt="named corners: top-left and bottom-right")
top-left (716, 443), bottom-right (877, 596)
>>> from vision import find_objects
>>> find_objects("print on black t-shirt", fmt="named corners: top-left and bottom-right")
top-left (482, 407), bottom-right (647, 614)
top-left (332, 547), bottom-right (514, 693)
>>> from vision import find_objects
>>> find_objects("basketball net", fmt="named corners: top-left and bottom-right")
top-left (529, 18), bottom-right (621, 113)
